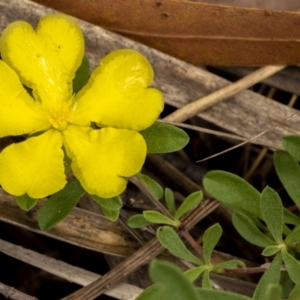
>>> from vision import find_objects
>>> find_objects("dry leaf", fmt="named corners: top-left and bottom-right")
top-left (31, 0), bottom-right (300, 65)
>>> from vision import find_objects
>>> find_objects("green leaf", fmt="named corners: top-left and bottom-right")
top-left (253, 253), bottom-right (282, 300)
top-left (201, 270), bottom-right (212, 289)
top-left (261, 187), bottom-right (283, 244)
top-left (232, 211), bottom-right (276, 247)
top-left (282, 135), bottom-right (300, 162)
top-left (262, 246), bottom-right (281, 257)
top-left (215, 260), bottom-right (245, 270)
top-left (139, 174), bottom-right (163, 199)
top-left (289, 284), bottom-right (300, 300)
top-left (203, 171), bottom-right (262, 218)
top-left (101, 207), bottom-right (120, 221)
top-left (283, 209), bottom-right (300, 226)
top-left (174, 191), bottom-right (203, 220)
top-left (282, 248), bottom-right (300, 284)
top-left (91, 195), bottom-right (122, 211)
top-left (38, 179), bottom-right (85, 231)
top-left (285, 225), bottom-right (300, 246)
top-left (149, 259), bottom-right (200, 300)
top-left (184, 266), bottom-right (209, 282)
top-left (140, 122), bottom-right (189, 154)
top-left (16, 194), bottom-right (37, 211)
top-left (72, 56), bottom-right (90, 94)
top-left (197, 289), bottom-right (251, 300)
top-left (165, 188), bottom-right (176, 215)
top-left (144, 211), bottom-right (179, 227)
top-left (203, 224), bottom-right (222, 264)
top-left (274, 150), bottom-right (300, 210)
top-left (265, 284), bottom-right (282, 300)
top-left (157, 226), bottom-right (203, 265)
top-left (135, 284), bottom-right (163, 300)
top-left (127, 214), bottom-right (152, 228)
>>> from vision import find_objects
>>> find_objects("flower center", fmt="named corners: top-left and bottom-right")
top-left (48, 104), bottom-right (72, 131)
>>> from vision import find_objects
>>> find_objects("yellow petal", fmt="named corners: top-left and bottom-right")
top-left (63, 125), bottom-right (146, 198)
top-left (73, 49), bottom-right (164, 130)
top-left (0, 14), bottom-right (84, 108)
top-left (0, 60), bottom-right (50, 137)
top-left (0, 130), bottom-right (67, 198)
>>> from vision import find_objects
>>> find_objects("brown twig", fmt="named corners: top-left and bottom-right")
top-left (0, 282), bottom-right (37, 300)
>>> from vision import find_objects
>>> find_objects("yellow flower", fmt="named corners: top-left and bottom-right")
top-left (0, 14), bottom-right (163, 199)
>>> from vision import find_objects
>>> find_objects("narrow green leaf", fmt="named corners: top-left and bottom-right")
top-left (197, 289), bottom-right (251, 300)
top-left (262, 246), bottom-right (281, 257)
top-left (203, 224), bottom-right (222, 263)
top-left (261, 187), bottom-right (283, 244)
top-left (253, 253), bottom-right (282, 300)
top-left (174, 191), bottom-right (203, 220)
top-left (139, 174), bottom-right (163, 199)
top-left (157, 226), bottom-right (203, 265)
top-left (16, 194), bottom-right (37, 211)
top-left (38, 179), bottom-right (85, 231)
top-left (203, 171), bottom-right (262, 218)
top-left (279, 271), bottom-right (294, 300)
top-left (127, 214), bottom-right (152, 228)
top-left (165, 188), bottom-right (176, 215)
top-left (274, 150), bottom-right (300, 210)
top-left (285, 225), bottom-right (300, 246)
top-left (140, 122), bottom-right (189, 154)
top-left (149, 260), bottom-right (200, 300)
top-left (232, 211), bottom-right (276, 247)
top-left (215, 260), bottom-right (245, 270)
top-left (91, 195), bottom-right (122, 211)
top-left (289, 284), bottom-right (300, 300)
top-left (201, 270), bottom-right (212, 289)
top-left (72, 56), bottom-right (90, 94)
top-left (135, 284), bottom-right (163, 300)
top-left (144, 211), bottom-right (179, 227)
top-left (282, 248), bottom-right (300, 284)
top-left (283, 209), bottom-right (300, 226)
top-left (101, 207), bottom-right (120, 221)
top-left (265, 284), bottom-right (282, 300)
top-left (282, 135), bottom-right (300, 162)
top-left (184, 266), bottom-right (209, 282)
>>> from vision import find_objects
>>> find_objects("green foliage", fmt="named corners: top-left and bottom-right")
top-left (16, 194), bottom-right (37, 211)
top-left (157, 226), bottom-right (203, 265)
top-left (232, 211), bottom-right (276, 247)
top-left (164, 188), bottom-right (176, 215)
top-left (201, 270), bottom-right (212, 289)
top-left (281, 248), bottom-right (300, 285)
top-left (285, 225), bottom-right (300, 246)
top-left (144, 211), bottom-right (179, 227)
top-left (214, 260), bottom-right (245, 270)
top-left (184, 266), bottom-right (209, 282)
top-left (91, 194), bottom-right (122, 221)
top-left (253, 253), bottom-right (282, 300)
top-left (72, 56), bottom-right (90, 94)
top-left (289, 284), bottom-right (300, 300)
top-left (274, 150), bottom-right (300, 210)
top-left (174, 191), bottom-right (203, 220)
top-left (265, 284), bottom-right (282, 300)
top-left (260, 187), bottom-right (283, 244)
top-left (282, 135), bottom-right (300, 161)
top-left (262, 246), bottom-right (281, 257)
top-left (137, 260), bottom-right (200, 300)
top-left (196, 289), bottom-right (251, 300)
top-left (203, 223), bottom-right (222, 264)
top-left (127, 214), bottom-right (152, 228)
top-left (138, 174), bottom-right (164, 199)
top-left (140, 122), bottom-right (189, 154)
top-left (38, 179), bottom-right (85, 231)
top-left (203, 171), bottom-right (262, 218)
